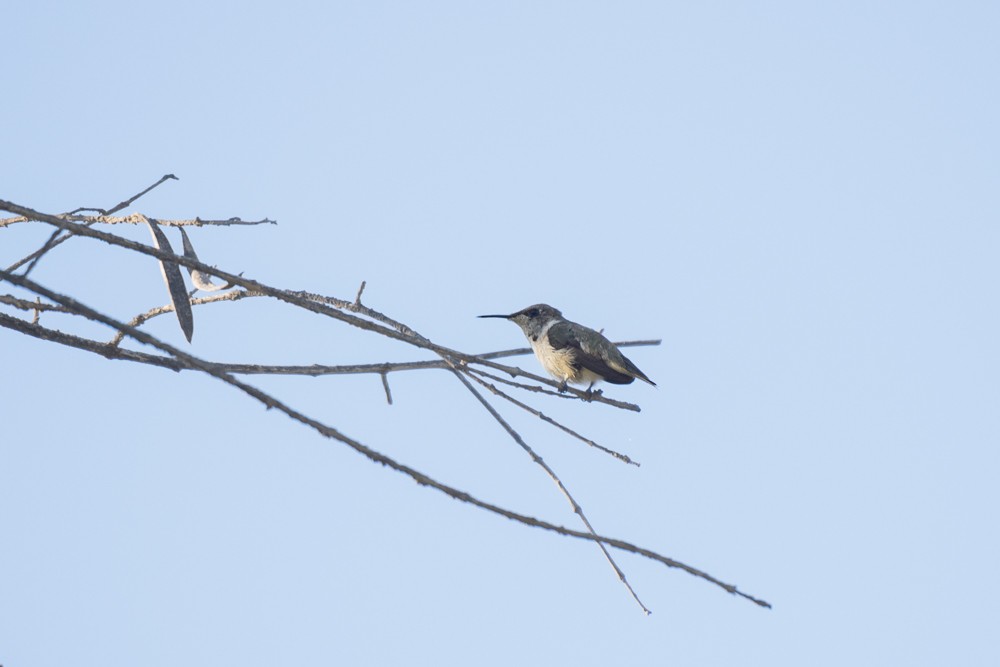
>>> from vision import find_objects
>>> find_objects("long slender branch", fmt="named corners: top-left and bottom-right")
top-left (1, 213), bottom-right (275, 229)
top-left (448, 368), bottom-right (651, 614)
top-left (107, 289), bottom-right (264, 347)
top-left (0, 268), bottom-right (771, 610)
top-left (0, 307), bottom-right (656, 395)
top-left (1, 301), bottom-right (638, 463)
top-left (0, 311), bottom-right (184, 370)
top-left (1, 198), bottom-right (646, 411)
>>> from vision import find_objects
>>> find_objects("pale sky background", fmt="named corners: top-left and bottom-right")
top-left (3, 2), bottom-right (999, 665)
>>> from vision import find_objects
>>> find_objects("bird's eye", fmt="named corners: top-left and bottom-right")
top-left (527, 308), bottom-right (539, 318)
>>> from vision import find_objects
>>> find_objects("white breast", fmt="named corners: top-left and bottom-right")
top-left (528, 325), bottom-right (602, 385)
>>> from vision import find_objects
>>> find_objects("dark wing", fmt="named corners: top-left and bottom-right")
top-left (615, 353), bottom-right (656, 386)
top-left (547, 321), bottom-right (636, 384)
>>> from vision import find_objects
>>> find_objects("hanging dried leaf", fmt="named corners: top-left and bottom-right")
top-left (178, 226), bottom-right (232, 292)
top-left (145, 217), bottom-right (194, 342)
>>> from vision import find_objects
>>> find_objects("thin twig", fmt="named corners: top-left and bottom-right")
top-left (0, 294), bottom-right (69, 314)
top-left (4, 221), bottom-right (91, 273)
top-left (474, 339), bottom-right (662, 361)
top-left (17, 228), bottom-right (63, 277)
top-left (467, 366), bottom-right (580, 399)
top-left (8, 174), bottom-right (181, 275)
top-left (447, 367), bottom-right (651, 613)
top-left (70, 173), bottom-right (179, 216)
top-left (463, 370), bottom-right (640, 466)
top-left (107, 290), bottom-right (262, 347)
top-left (466, 366), bottom-right (645, 413)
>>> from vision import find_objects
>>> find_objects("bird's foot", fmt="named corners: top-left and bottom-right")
top-left (556, 380), bottom-right (569, 393)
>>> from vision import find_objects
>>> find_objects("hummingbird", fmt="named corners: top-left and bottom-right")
top-left (479, 303), bottom-right (655, 390)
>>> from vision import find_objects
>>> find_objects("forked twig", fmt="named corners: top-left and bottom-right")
top-left (70, 173), bottom-right (179, 216)
top-left (462, 369), bottom-right (640, 466)
top-left (447, 367), bottom-right (651, 614)
top-left (7, 174), bottom-right (180, 275)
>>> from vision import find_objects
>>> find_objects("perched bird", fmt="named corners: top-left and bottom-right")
top-left (479, 303), bottom-right (655, 390)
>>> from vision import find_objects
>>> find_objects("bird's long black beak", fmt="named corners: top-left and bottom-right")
top-left (478, 313), bottom-right (512, 319)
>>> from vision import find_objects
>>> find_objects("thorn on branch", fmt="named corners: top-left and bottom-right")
top-left (355, 280), bottom-right (367, 306)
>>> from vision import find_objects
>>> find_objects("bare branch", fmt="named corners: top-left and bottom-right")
top-left (0, 267), bottom-right (771, 610)
top-left (0, 294), bottom-right (70, 314)
top-left (0, 311), bottom-right (185, 371)
top-left (6, 284), bottom-right (654, 388)
top-left (3, 298), bottom-right (652, 429)
top-left (69, 173), bottom-right (179, 216)
top-left (477, 338), bottom-right (662, 362)
top-left (292, 289), bottom-right (427, 342)
top-left (466, 366), bottom-right (644, 412)
top-left (0, 212), bottom-right (276, 229)
top-left (463, 369), bottom-right (640, 466)
top-left (16, 228), bottom-right (64, 277)
top-left (3, 200), bottom-right (648, 411)
top-left (4, 222), bottom-right (90, 273)
top-left (2, 197), bottom-right (772, 613)
top-left (5, 174), bottom-right (181, 274)
top-left (108, 290), bottom-right (260, 348)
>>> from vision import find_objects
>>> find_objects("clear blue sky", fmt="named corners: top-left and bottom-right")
top-left (3, 2), bottom-right (998, 665)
